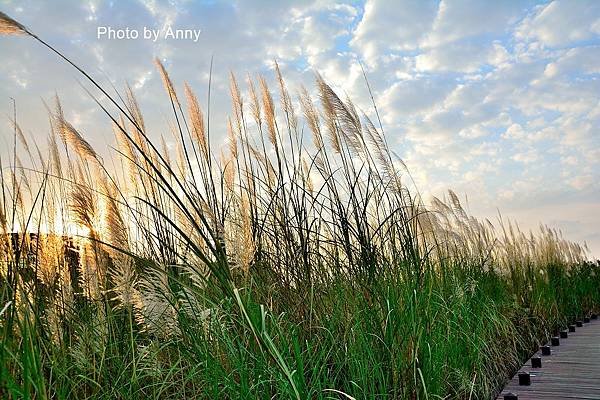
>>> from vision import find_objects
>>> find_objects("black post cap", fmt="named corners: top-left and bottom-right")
top-left (504, 393), bottom-right (518, 400)
top-left (591, 314), bottom-right (598, 320)
top-left (551, 336), bottom-right (560, 346)
top-left (569, 324), bottom-right (576, 332)
top-left (518, 372), bottom-right (531, 386)
top-left (541, 345), bottom-right (551, 355)
top-left (584, 316), bottom-right (590, 323)
top-left (576, 320), bottom-right (583, 327)
top-left (560, 330), bottom-right (568, 338)
top-left (531, 356), bottom-right (542, 368)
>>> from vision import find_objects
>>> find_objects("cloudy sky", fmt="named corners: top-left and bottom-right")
top-left (1, 0), bottom-right (599, 256)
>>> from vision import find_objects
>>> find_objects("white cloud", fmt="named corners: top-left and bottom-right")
top-left (512, 149), bottom-right (539, 164)
top-left (2, 0), bottom-right (600, 255)
top-left (416, 42), bottom-right (508, 73)
top-left (544, 46), bottom-right (600, 77)
top-left (516, 0), bottom-right (600, 47)
top-left (503, 123), bottom-right (526, 140)
top-left (379, 77), bottom-right (453, 121)
top-left (561, 155), bottom-right (578, 166)
top-left (424, 0), bottom-right (529, 47)
top-left (350, 0), bottom-right (438, 61)
top-left (569, 174), bottom-right (594, 190)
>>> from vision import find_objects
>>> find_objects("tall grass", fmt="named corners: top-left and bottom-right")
top-left (1, 11), bottom-right (599, 399)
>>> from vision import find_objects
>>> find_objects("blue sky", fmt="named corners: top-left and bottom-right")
top-left (1, 0), bottom-right (600, 256)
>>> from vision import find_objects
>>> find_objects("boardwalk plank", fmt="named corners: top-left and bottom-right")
top-left (496, 318), bottom-right (600, 400)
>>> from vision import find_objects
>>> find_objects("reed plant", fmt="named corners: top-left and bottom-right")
top-left (0, 11), bottom-right (598, 399)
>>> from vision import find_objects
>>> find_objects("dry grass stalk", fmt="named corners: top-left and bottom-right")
top-left (227, 117), bottom-right (238, 159)
top-left (125, 84), bottom-right (146, 132)
top-left (0, 11), bottom-right (27, 35)
top-left (259, 76), bottom-right (277, 147)
top-left (184, 83), bottom-right (208, 159)
top-left (316, 77), bottom-right (341, 153)
top-left (275, 61), bottom-right (298, 133)
top-left (229, 73), bottom-right (244, 135)
top-left (299, 87), bottom-right (324, 151)
top-left (154, 58), bottom-right (180, 106)
top-left (247, 75), bottom-right (262, 129)
top-left (58, 117), bottom-right (98, 162)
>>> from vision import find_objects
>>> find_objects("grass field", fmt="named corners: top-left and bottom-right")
top-left (1, 11), bottom-right (599, 399)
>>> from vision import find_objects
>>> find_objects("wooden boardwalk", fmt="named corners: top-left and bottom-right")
top-left (497, 315), bottom-right (600, 400)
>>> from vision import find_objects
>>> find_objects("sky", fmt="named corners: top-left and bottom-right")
top-left (1, 0), bottom-right (599, 257)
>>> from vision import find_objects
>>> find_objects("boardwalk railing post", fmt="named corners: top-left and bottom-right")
top-left (500, 312), bottom-right (600, 398)
top-left (518, 372), bottom-right (531, 386)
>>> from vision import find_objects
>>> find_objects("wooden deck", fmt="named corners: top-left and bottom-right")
top-left (497, 315), bottom-right (600, 400)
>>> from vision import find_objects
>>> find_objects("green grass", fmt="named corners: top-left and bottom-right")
top-left (2, 261), bottom-right (599, 399)
top-left (1, 10), bottom-right (599, 399)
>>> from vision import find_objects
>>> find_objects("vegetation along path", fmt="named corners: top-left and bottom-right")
top-left (498, 315), bottom-right (600, 399)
